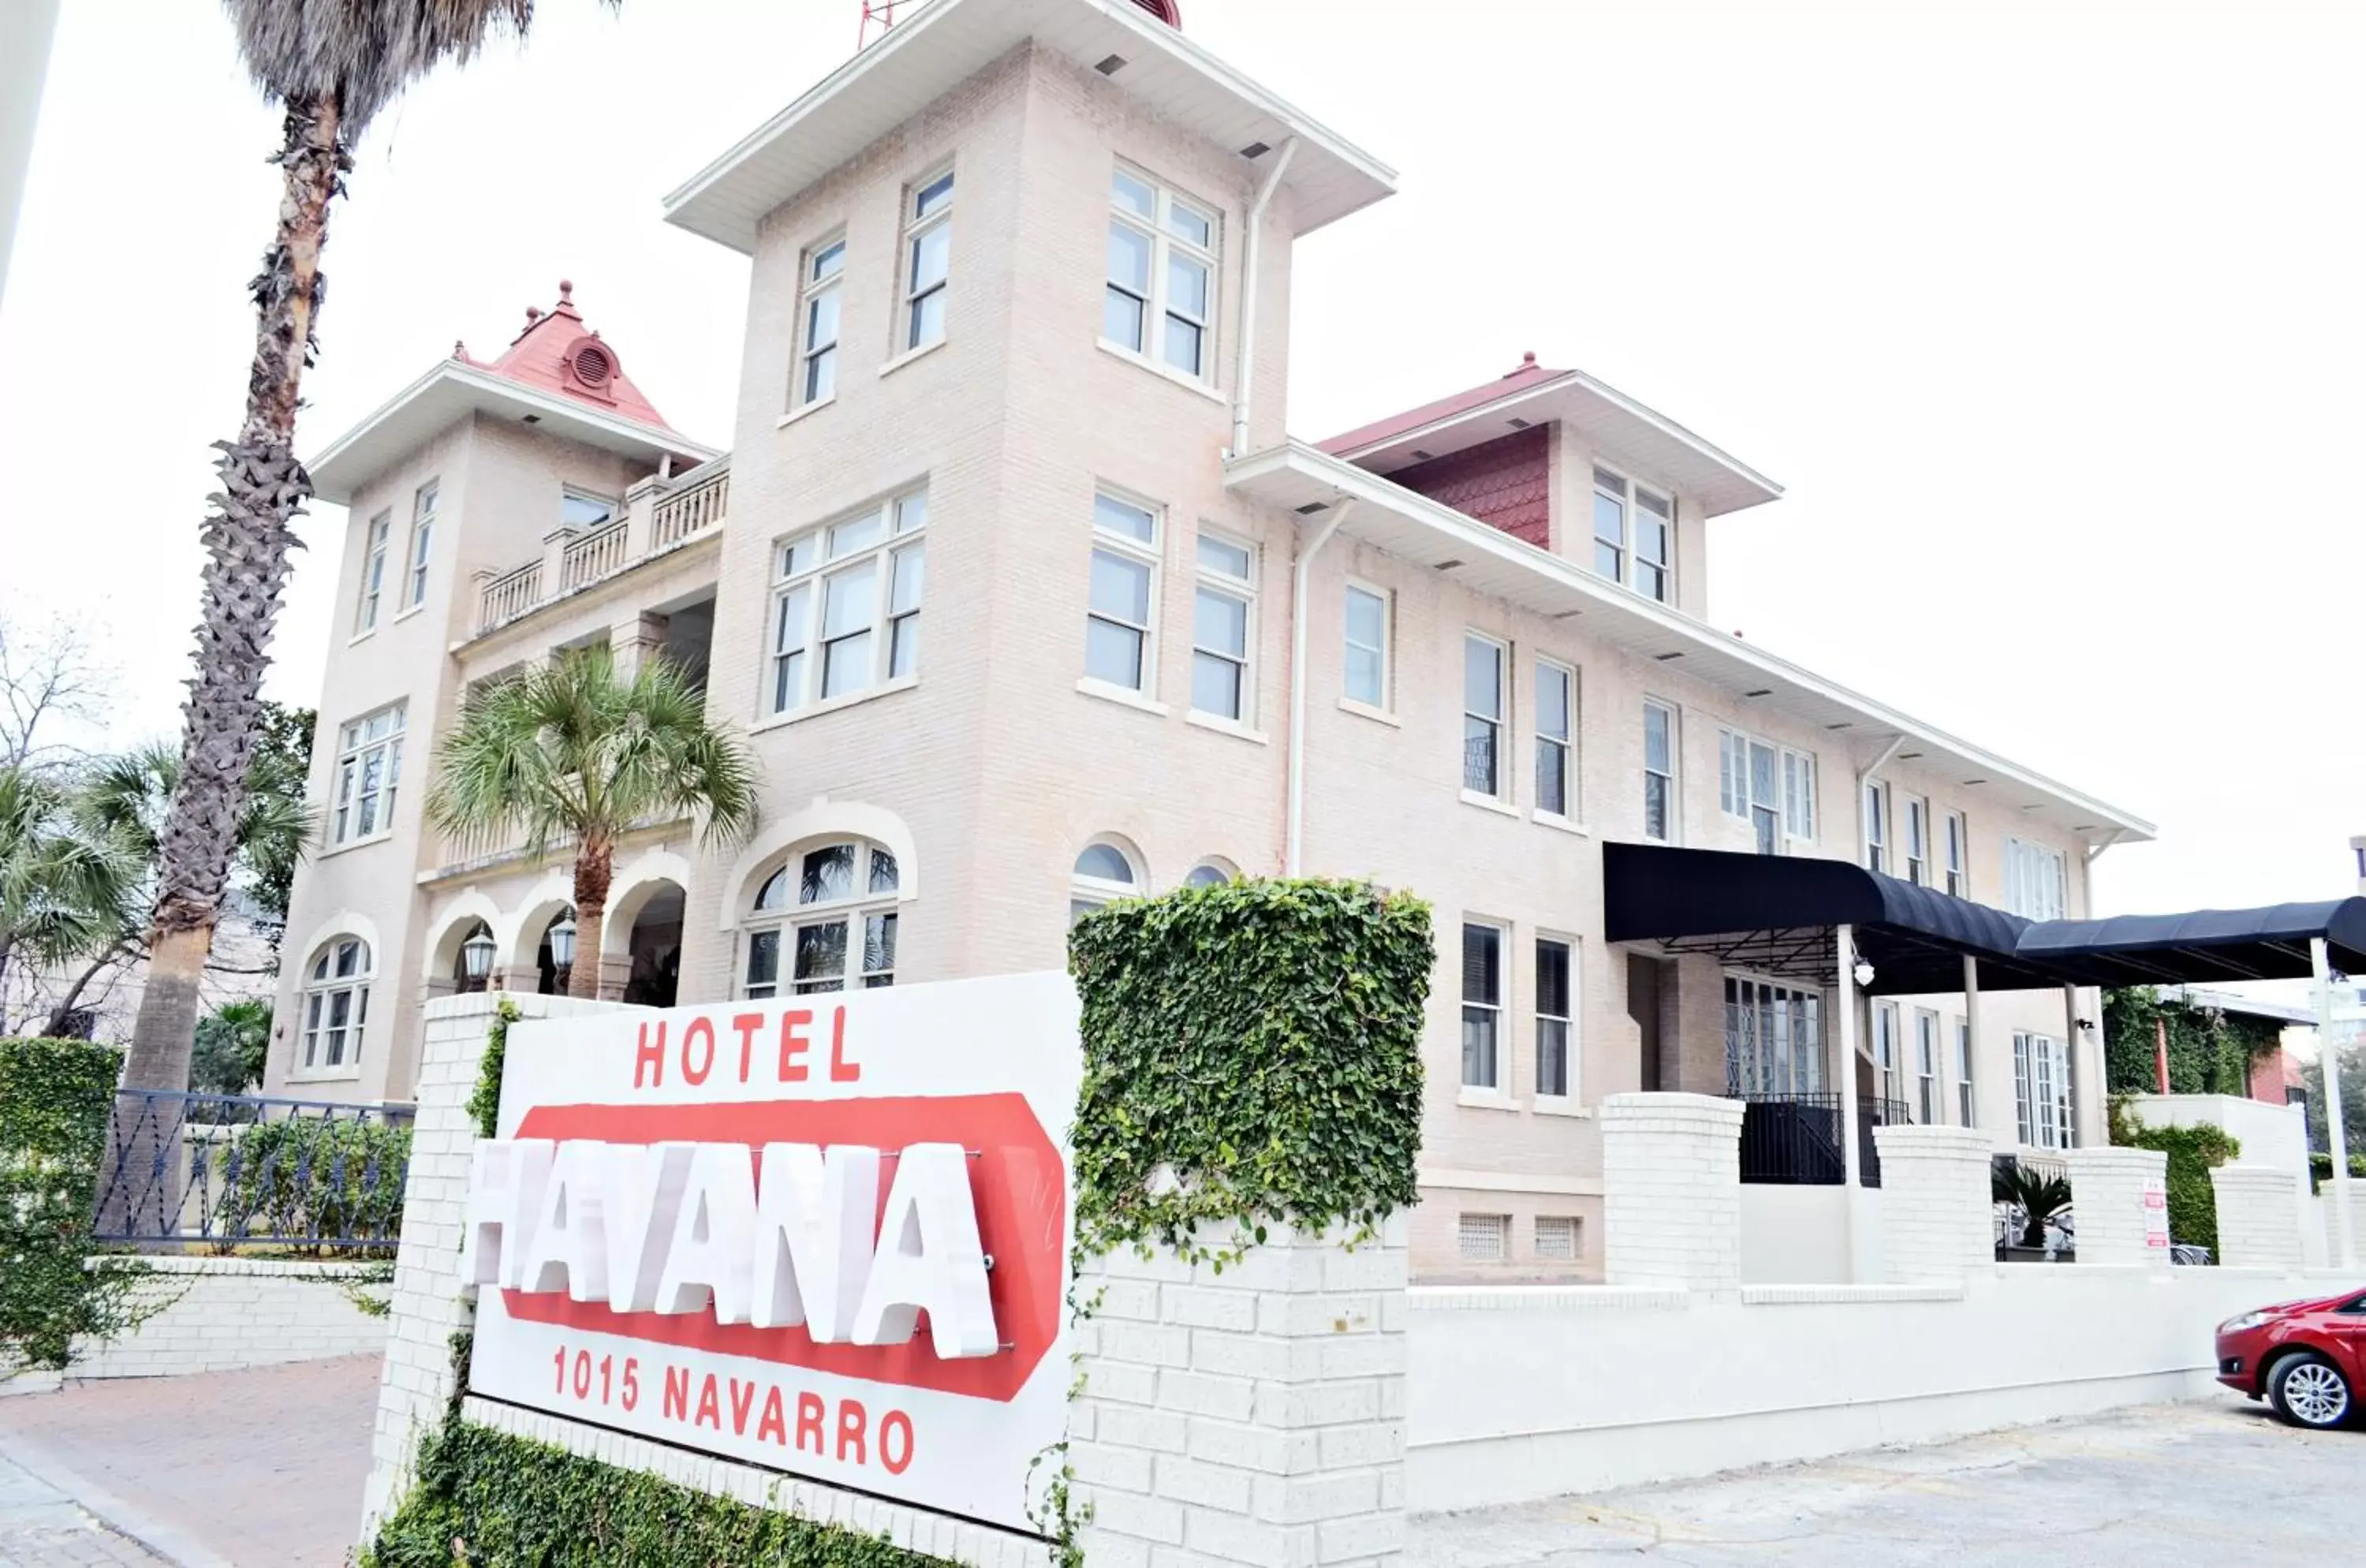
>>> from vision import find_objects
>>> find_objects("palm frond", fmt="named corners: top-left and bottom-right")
top-left (225, 0), bottom-right (549, 132)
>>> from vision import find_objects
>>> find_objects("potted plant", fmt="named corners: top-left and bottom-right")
top-left (1992, 1160), bottom-right (2073, 1262)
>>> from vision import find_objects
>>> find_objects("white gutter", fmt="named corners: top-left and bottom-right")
top-left (1286, 496), bottom-right (1352, 875)
top-left (1229, 137), bottom-right (1298, 460)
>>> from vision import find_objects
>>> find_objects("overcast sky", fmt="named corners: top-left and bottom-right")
top-left (4, 0), bottom-right (2361, 926)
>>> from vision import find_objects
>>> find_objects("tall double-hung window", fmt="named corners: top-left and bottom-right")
top-left (1590, 467), bottom-right (1674, 603)
top-left (354, 512), bottom-right (390, 633)
top-left (768, 488), bottom-right (927, 713)
top-left (2013, 1031), bottom-right (2073, 1149)
top-left (795, 236), bottom-right (846, 405)
top-left (1915, 1008), bottom-right (1942, 1123)
top-left (1463, 635), bottom-right (1506, 797)
top-left (1642, 700), bottom-right (1677, 842)
top-left (1535, 661), bottom-right (1576, 818)
top-left (1461, 921), bottom-right (1504, 1090)
top-left (403, 482), bottom-right (438, 610)
top-left (1342, 583), bottom-right (1390, 709)
top-left (1191, 532), bottom-right (1255, 722)
top-left (901, 170), bottom-right (953, 352)
top-left (1720, 730), bottom-right (1815, 853)
top-left (1944, 811), bottom-right (1970, 898)
top-left (2003, 838), bottom-right (2069, 920)
top-left (1106, 166), bottom-right (1218, 379)
top-left (1086, 492), bottom-right (1160, 693)
top-left (1864, 780), bottom-right (1890, 875)
top-left (330, 704), bottom-right (405, 847)
top-left (1905, 796), bottom-right (1931, 886)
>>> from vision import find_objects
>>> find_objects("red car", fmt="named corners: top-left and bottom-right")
top-left (2217, 1288), bottom-right (2366, 1429)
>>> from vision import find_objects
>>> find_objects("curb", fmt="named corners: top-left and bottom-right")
top-left (0, 1433), bottom-right (238, 1568)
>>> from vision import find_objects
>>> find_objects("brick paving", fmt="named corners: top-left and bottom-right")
top-left (0, 1355), bottom-right (382, 1567)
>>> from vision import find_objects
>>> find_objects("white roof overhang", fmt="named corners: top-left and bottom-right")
top-left (1227, 442), bottom-right (2153, 845)
top-left (663, 0), bottom-right (1397, 254)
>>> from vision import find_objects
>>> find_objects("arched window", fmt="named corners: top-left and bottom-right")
top-left (744, 840), bottom-right (899, 999)
top-left (1070, 840), bottom-right (1142, 925)
top-left (1185, 859), bottom-right (1236, 889)
top-left (300, 937), bottom-right (372, 1071)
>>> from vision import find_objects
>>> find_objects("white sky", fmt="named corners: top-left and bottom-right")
top-left (4, 0), bottom-right (2362, 926)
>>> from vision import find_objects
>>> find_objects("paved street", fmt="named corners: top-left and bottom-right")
top-left (0, 1450), bottom-right (162, 1567)
top-left (1410, 1394), bottom-right (2361, 1566)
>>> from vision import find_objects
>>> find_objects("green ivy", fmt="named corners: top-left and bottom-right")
top-left (2309, 1152), bottom-right (2366, 1188)
top-left (2103, 989), bottom-right (2282, 1098)
top-left (0, 1037), bottom-right (161, 1372)
top-left (2109, 1098), bottom-right (2239, 1257)
top-left (1065, 877), bottom-right (1433, 1263)
top-left (214, 1116), bottom-right (412, 1253)
top-left (467, 999), bottom-right (524, 1141)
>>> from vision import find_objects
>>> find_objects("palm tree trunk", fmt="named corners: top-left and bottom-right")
top-left (569, 834), bottom-right (614, 999)
top-left (118, 95), bottom-right (346, 1100)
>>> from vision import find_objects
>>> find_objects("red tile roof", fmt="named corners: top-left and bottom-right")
top-left (455, 281), bottom-right (685, 438)
top-left (1318, 352), bottom-right (1565, 457)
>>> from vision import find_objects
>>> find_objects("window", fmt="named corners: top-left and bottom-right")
top-left (1192, 532), bottom-right (1255, 722)
top-left (330, 704), bottom-right (405, 846)
top-left (300, 938), bottom-right (371, 1071)
top-left (1723, 976), bottom-right (1823, 1097)
top-left (1536, 936), bottom-right (1574, 1099)
top-left (1462, 635), bottom-right (1506, 798)
top-left (795, 236), bottom-right (846, 405)
top-left (1106, 166), bottom-right (1219, 379)
top-left (1864, 780), bottom-right (1890, 875)
top-left (1642, 700), bottom-right (1677, 842)
top-left (1589, 466), bottom-right (1673, 603)
top-left (1461, 921), bottom-right (1504, 1090)
top-left (1915, 1009), bottom-right (1942, 1123)
top-left (559, 489), bottom-right (616, 530)
top-left (1184, 861), bottom-right (1233, 889)
top-left (1342, 583), bottom-right (1390, 709)
top-left (1875, 1001), bottom-right (1903, 1109)
top-left (2003, 838), bottom-right (2069, 920)
top-left (1905, 796), bottom-right (1930, 886)
top-left (1782, 749), bottom-right (1818, 845)
top-left (1534, 1215), bottom-right (1580, 1262)
top-left (1535, 661), bottom-right (1575, 818)
top-left (1944, 812), bottom-right (1969, 898)
top-left (354, 512), bottom-right (390, 633)
top-left (768, 488), bottom-right (927, 713)
top-left (2013, 1031), bottom-right (2073, 1150)
top-left (1069, 840), bottom-right (1141, 924)
top-left (1086, 492), bottom-right (1159, 693)
top-left (1719, 730), bottom-right (1782, 854)
top-left (1456, 1212), bottom-right (1508, 1263)
top-left (743, 841), bottom-right (900, 998)
top-left (402, 483), bottom-right (438, 609)
top-left (1954, 1017), bottom-right (1975, 1126)
top-left (901, 169), bottom-right (953, 351)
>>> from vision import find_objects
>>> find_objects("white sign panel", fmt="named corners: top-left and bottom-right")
top-left (2143, 1177), bottom-right (2171, 1252)
top-left (463, 973), bottom-right (1079, 1533)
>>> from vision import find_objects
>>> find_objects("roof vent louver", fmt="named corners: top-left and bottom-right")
top-left (1095, 53), bottom-right (1128, 75)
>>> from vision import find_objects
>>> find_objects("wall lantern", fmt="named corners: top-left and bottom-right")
top-left (461, 926), bottom-right (497, 985)
top-left (548, 912), bottom-right (577, 972)
top-left (1853, 960), bottom-right (1876, 989)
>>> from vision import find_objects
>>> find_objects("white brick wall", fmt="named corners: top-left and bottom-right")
top-left (2064, 1146), bottom-right (2170, 1270)
top-left (1598, 1093), bottom-right (1743, 1291)
top-left (58, 1256), bottom-right (389, 1379)
top-left (2210, 1163), bottom-right (2305, 1270)
top-left (1070, 1215), bottom-right (1410, 1568)
top-left (1871, 1124), bottom-right (1994, 1284)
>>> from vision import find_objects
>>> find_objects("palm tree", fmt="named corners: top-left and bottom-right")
top-left (119, 1), bottom-right (603, 1096)
top-left (427, 649), bottom-right (756, 998)
top-left (0, 766), bottom-right (141, 1026)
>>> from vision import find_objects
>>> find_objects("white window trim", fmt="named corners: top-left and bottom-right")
top-left (1864, 778), bottom-right (1891, 876)
top-left (1914, 1007), bottom-right (1942, 1124)
top-left (1642, 697), bottom-right (1679, 845)
top-left (1342, 578), bottom-right (1393, 714)
top-left (1875, 999), bottom-right (1904, 1108)
top-left (1533, 658), bottom-right (1578, 824)
top-left (2013, 1029), bottom-right (2073, 1151)
top-left (294, 938), bottom-right (372, 1078)
top-left (1189, 528), bottom-right (1257, 725)
top-left (353, 512), bottom-right (390, 637)
top-left (1085, 488), bottom-right (1164, 696)
top-left (401, 482), bottom-right (438, 610)
top-left (1533, 931), bottom-right (1578, 1103)
top-left (1943, 811), bottom-right (1971, 898)
top-left (2003, 837), bottom-right (2069, 921)
top-left (766, 487), bottom-right (927, 718)
top-left (741, 841), bottom-right (901, 999)
top-left (1460, 917), bottom-right (1509, 1093)
top-left (1782, 745), bottom-right (1819, 846)
top-left (1069, 838), bottom-right (1146, 924)
top-left (1954, 1016), bottom-right (1976, 1127)
top-left (327, 704), bottom-right (405, 849)
top-left (1904, 794), bottom-right (1931, 887)
top-left (1717, 727), bottom-right (1796, 854)
top-left (1722, 972), bottom-right (1827, 1098)
top-left (1105, 162), bottom-right (1221, 383)
top-left (793, 232), bottom-right (847, 409)
top-left (1588, 463), bottom-right (1675, 603)
top-left (1463, 633), bottom-right (1510, 803)
top-left (900, 166), bottom-right (953, 353)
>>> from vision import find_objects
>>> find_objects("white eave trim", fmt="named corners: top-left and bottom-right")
top-left (1226, 441), bottom-right (2155, 843)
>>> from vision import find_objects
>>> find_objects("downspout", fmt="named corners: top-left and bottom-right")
top-left (1229, 137), bottom-right (1299, 460)
top-left (1286, 498), bottom-right (1353, 875)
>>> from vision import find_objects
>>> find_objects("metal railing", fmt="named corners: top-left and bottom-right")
top-left (559, 518), bottom-right (631, 591)
top-left (651, 467), bottom-right (730, 549)
top-left (477, 560), bottom-right (543, 633)
top-left (1734, 1092), bottom-right (1912, 1187)
top-left (93, 1090), bottom-right (414, 1253)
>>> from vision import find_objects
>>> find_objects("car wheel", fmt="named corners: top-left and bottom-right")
top-left (2267, 1352), bottom-right (2353, 1430)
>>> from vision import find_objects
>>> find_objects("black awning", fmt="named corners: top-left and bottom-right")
top-left (2017, 899), bottom-right (2366, 986)
top-left (1602, 842), bottom-right (2072, 994)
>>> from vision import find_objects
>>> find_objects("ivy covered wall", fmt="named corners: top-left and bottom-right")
top-left (2102, 988), bottom-right (2284, 1099)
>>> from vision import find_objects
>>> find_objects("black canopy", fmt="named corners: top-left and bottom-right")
top-left (2017, 900), bottom-right (2366, 986)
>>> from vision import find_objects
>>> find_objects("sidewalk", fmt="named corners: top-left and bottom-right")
top-left (0, 1447), bottom-right (166, 1566)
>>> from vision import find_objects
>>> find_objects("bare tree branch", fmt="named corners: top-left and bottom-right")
top-left (0, 614), bottom-right (115, 771)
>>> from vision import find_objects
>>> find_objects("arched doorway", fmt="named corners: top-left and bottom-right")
top-left (623, 887), bottom-right (684, 1007)
top-left (446, 918), bottom-right (494, 995)
top-left (531, 907), bottom-right (577, 995)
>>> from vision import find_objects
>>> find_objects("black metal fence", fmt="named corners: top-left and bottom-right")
top-left (1736, 1092), bottom-right (1913, 1187)
top-left (92, 1090), bottom-right (415, 1252)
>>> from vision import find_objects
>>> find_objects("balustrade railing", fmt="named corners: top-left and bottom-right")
top-left (559, 518), bottom-right (630, 592)
top-left (477, 561), bottom-right (542, 632)
top-left (1733, 1091), bottom-right (1912, 1187)
top-left (651, 467), bottom-right (730, 549)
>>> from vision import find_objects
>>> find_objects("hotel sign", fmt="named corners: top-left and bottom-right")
top-left (459, 973), bottom-right (1078, 1532)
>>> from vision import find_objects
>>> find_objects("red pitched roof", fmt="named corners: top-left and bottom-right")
top-left (455, 281), bottom-right (684, 437)
top-left (1318, 352), bottom-right (1565, 457)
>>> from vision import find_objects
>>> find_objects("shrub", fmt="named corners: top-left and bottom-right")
top-left (2110, 1099), bottom-right (2238, 1256)
top-left (0, 1036), bottom-right (148, 1372)
top-left (190, 1000), bottom-right (271, 1096)
top-left (214, 1114), bottom-right (412, 1251)
top-left (2309, 1152), bottom-right (2366, 1189)
top-left (1066, 877), bottom-right (1433, 1260)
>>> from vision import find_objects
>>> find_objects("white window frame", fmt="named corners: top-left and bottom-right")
top-left (1782, 747), bottom-right (1818, 846)
top-left (901, 167), bottom-right (954, 353)
top-left (1588, 464), bottom-right (1674, 603)
top-left (794, 233), bottom-right (846, 407)
top-left (297, 936), bottom-right (372, 1073)
top-left (1722, 973), bottom-right (1825, 1098)
top-left (1642, 698), bottom-right (1679, 844)
top-left (1183, 858), bottom-right (1236, 890)
top-left (401, 482), bottom-right (438, 610)
top-left (1718, 728), bottom-right (1785, 854)
top-left (354, 511), bottom-right (390, 634)
top-left (2013, 1030), bottom-right (2073, 1150)
top-left (1535, 933), bottom-right (1577, 1100)
top-left (1904, 795), bottom-right (1931, 887)
top-left (1342, 580), bottom-right (1391, 711)
top-left (2003, 838), bottom-right (2069, 921)
top-left (1864, 779), bottom-right (1890, 875)
top-left (1189, 529), bottom-right (1256, 723)
top-left (767, 487), bottom-right (927, 715)
top-left (1534, 659), bottom-right (1577, 820)
top-left (559, 487), bottom-right (617, 532)
top-left (1084, 490), bottom-right (1162, 695)
top-left (1462, 633), bottom-right (1509, 801)
top-left (1875, 1000), bottom-right (1903, 1109)
top-left (1069, 838), bottom-right (1144, 925)
top-left (741, 841), bottom-right (900, 999)
top-left (329, 704), bottom-right (405, 848)
top-left (1104, 163), bottom-right (1221, 381)
top-left (1461, 919), bottom-right (1506, 1091)
top-left (1915, 1007), bottom-right (1942, 1124)
top-left (1954, 1017), bottom-right (1976, 1126)
top-left (1944, 811), bottom-right (1970, 898)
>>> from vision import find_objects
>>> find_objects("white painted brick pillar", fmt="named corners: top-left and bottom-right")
top-left (1871, 1124), bottom-right (1995, 1283)
top-left (1598, 1092), bottom-right (1745, 1292)
top-left (1069, 1213), bottom-right (1409, 1568)
top-left (2209, 1163), bottom-right (2305, 1271)
top-left (2065, 1146), bottom-right (2170, 1270)
top-left (358, 992), bottom-right (632, 1543)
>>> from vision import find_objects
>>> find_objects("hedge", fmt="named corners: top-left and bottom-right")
top-left (2110, 1099), bottom-right (2238, 1256)
top-left (1066, 877), bottom-right (1433, 1261)
top-left (212, 1114), bottom-right (412, 1251)
top-left (0, 1036), bottom-right (148, 1372)
top-left (2310, 1152), bottom-right (2366, 1187)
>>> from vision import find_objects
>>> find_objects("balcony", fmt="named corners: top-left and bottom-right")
top-left (472, 459), bottom-right (730, 637)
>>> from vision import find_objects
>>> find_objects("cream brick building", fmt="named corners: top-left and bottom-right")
top-left (267, 0), bottom-right (2151, 1281)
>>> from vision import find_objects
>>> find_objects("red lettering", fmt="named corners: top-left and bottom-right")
top-left (778, 1011), bottom-right (813, 1081)
top-left (695, 1373), bottom-right (722, 1429)
top-left (795, 1392), bottom-right (826, 1454)
top-left (732, 1014), bottom-right (764, 1084)
top-left (835, 1398), bottom-right (868, 1465)
top-left (635, 1021), bottom-right (666, 1088)
top-left (729, 1377), bottom-right (758, 1436)
top-left (828, 1006), bottom-right (860, 1083)
top-left (663, 1365), bottom-right (689, 1421)
top-left (879, 1409), bottom-right (915, 1475)
top-left (682, 1018), bottom-right (716, 1086)
top-left (757, 1387), bottom-right (788, 1446)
